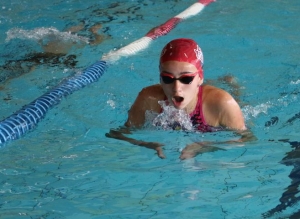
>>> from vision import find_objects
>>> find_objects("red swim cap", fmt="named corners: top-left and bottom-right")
top-left (159, 38), bottom-right (204, 78)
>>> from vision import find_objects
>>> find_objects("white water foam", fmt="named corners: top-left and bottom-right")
top-left (151, 100), bottom-right (194, 131)
top-left (290, 79), bottom-right (300, 85)
top-left (5, 27), bottom-right (89, 44)
top-left (242, 102), bottom-right (272, 120)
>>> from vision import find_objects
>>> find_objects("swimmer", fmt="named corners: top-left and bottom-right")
top-left (40, 23), bottom-right (107, 54)
top-left (106, 38), bottom-right (255, 159)
top-left (1, 23), bottom-right (108, 84)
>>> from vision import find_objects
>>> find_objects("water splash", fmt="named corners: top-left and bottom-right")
top-left (5, 27), bottom-right (89, 44)
top-left (151, 101), bottom-right (194, 131)
top-left (290, 79), bottom-right (300, 85)
top-left (242, 102), bottom-right (272, 120)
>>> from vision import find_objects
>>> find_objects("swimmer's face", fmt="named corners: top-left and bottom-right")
top-left (160, 61), bottom-right (203, 113)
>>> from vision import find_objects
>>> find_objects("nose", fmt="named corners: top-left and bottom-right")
top-left (173, 80), bottom-right (183, 92)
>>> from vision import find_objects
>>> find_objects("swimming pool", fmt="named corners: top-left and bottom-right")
top-left (1, 0), bottom-right (300, 218)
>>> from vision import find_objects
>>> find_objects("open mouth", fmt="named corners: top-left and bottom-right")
top-left (172, 96), bottom-right (184, 105)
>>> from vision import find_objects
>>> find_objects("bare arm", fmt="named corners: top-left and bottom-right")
top-left (219, 97), bottom-right (246, 131)
top-left (106, 85), bottom-right (166, 158)
top-left (180, 85), bottom-right (256, 160)
top-left (180, 129), bottom-right (256, 160)
top-left (105, 128), bottom-right (165, 158)
top-left (203, 85), bottom-right (246, 130)
top-left (125, 84), bottom-right (164, 128)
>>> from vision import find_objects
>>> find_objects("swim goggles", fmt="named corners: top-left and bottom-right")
top-left (160, 72), bottom-right (197, 84)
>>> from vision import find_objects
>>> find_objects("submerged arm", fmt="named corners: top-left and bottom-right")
top-left (180, 129), bottom-right (257, 160)
top-left (106, 85), bottom-right (166, 158)
top-left (105, 127), bottom-right (165, 159)
top-left (182, 86), bottom-right (256, 159)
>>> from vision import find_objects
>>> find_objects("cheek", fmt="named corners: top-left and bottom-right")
top-left (187, 85), bottom-right (198, 96)
top-left (185, 82), bottom-right (200, 97)
top-left (161, 84), bottom-right (171, 95)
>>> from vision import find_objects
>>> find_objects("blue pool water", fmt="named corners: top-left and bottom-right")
top-left (1, 0), bottom-right (300, 218)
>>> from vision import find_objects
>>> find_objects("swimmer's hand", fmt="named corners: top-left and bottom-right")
top-left (180, 142), bottom-right (225, 160)
top-left (136, 141), bottom-right (165, 159)
top-left (105, 129), bottom-right (165, 159)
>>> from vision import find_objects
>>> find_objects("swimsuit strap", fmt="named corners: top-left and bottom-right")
top-left (197, 85), bottom-right (206, 125)
top-left (189, 86), bottom-right (216, 132)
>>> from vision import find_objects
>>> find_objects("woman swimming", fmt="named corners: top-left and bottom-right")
top-left (106, 38), bottom-right (254, 159)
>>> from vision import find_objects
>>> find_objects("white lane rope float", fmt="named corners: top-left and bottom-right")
top-left (0, 0), bottom-right (215, 145)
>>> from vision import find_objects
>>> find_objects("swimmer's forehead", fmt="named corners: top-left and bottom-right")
top-left (160, 61), bottom-right (198, 75)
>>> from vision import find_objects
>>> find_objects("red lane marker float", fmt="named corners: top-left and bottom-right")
top-left (102, 0), bottom-right (216, 62)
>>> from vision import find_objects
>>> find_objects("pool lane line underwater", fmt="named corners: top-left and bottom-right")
top-left (263, 140), bottom-right (300, 218)
top-left (0, 0), bottom-right (215, 145)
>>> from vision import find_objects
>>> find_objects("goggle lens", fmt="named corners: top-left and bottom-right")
top-left (160, 73), bottom-right (197, 84)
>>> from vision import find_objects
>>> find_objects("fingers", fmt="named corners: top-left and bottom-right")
top-left (156, 147), bottom-right (166, 159)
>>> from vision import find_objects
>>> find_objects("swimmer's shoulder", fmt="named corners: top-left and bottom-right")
top-left (202, 84), bottom-right (244, 128)
top-left (139, 84), bottom-right (165, 100)
top-left (137, 84), bottom-right (165, 112)
top-left (202, 84), bottom-right (233, 103)
top-left (202, 84), bottom-right (235, 121)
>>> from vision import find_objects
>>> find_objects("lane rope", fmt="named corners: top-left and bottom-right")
top-left (102, 0), bottom-right (215, 63)
top-left (0, 0), bottom-right (215, 145)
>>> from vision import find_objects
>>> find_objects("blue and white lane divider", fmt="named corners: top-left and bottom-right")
top-left (0, 61), bottom-right (107, 144)
top-left (0, 0), bottom-right (215, 145)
